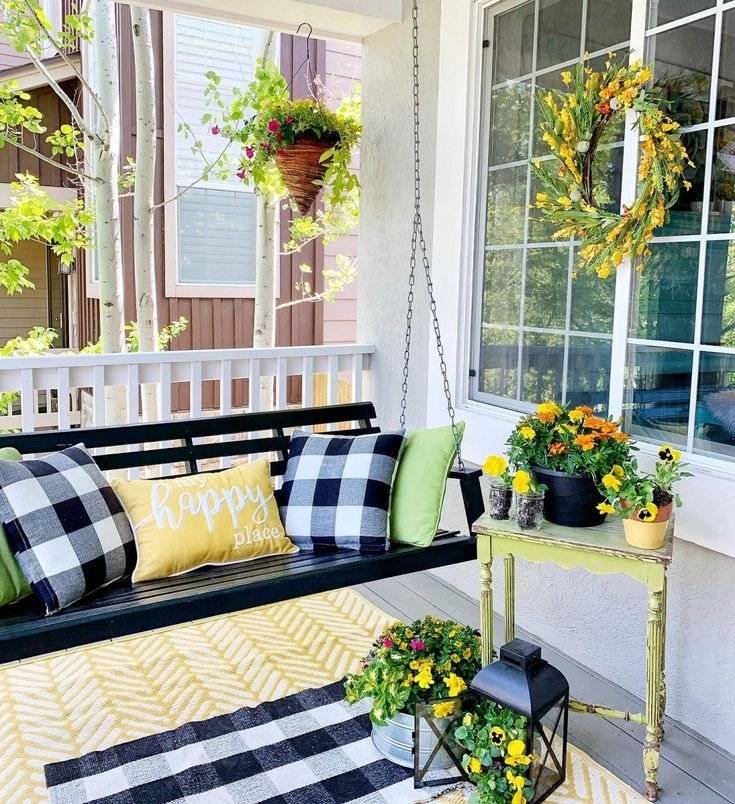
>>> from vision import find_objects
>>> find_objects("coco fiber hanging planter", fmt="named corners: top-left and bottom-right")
top-left (275, 134), bottom-right (337, 215)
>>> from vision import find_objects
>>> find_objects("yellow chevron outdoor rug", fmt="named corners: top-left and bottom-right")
top-left (0, 588), bottom-right (645, 803)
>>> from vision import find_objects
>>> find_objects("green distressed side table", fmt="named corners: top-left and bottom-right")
top-left (473, 513), bottom-right (673, 802)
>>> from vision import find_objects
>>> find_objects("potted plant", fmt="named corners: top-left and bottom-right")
top-left (506, 402), bottom-right (634, 527)
top-left (512, 470), bottom-right (546, 531)
top-left (454, 700), bottom-right (535, 804)
top-left (206, 59), bottom-right (361, 215)
top-left (483, 454), bottom-right (513, 520)
top-left (597, 447), bottom-right (690, 550)
top-left (344, 616), bottom-right (481, 768)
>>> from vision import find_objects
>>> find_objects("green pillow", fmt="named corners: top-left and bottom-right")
top-left (389, 422), bottom-right (465, 547)
top-left (0, 447), bottom-right (31, 607)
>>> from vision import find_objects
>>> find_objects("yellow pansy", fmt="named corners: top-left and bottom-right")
top-left (433, 700), bottom-right (457, 718)
top-left (483, 454), bottom-right (508, 477)
top-left (506, 739), bottom-right (526, 758)
top-left (444, 673), bottom-right (467, 697)
top-left (468, 757), bottom-right (482, 774)
top-left (601, 473), bottom-right (621, 491)
top-left (658, 444), bottom-right (682, 463)
top-left (611, 464), bottom-right (625, 478)
top-left (637, 502), bottom-right (659, 521)
top-left (512, 470), bottom-right (531, 495)
top-left (490, 726), bottom-right (506, 745)
top-left (519, 425), bottom-right (536, 440)
top-left (597, 502), bottom-right (616, 515)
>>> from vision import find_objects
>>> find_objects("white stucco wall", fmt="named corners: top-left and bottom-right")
top-left (358, 0), bottom-right (441, 431)
top-left (357, 0), bottom-right (735, 754)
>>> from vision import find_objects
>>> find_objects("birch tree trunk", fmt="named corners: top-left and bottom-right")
top-left (90, 0), bottom-right (126, 423)
top-left (131, 5), bottom-right (159, 422)
top-left (253, 195), bottom-right (278, 409)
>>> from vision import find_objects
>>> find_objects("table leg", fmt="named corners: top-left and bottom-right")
top-left (644, 584), bottom-right (665, 802)
top-left (504, 554), bottom-right (515, 644)
top-left (480, 560), bottom-right (494, 666)
top-left (658, 572), bottom-right (668, 742)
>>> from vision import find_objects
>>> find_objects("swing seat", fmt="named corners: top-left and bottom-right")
top-left (0, 402), bottom-right (483, 664)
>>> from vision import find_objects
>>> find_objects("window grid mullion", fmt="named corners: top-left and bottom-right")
top-left (685, 4), bottom-right (724, 452)
top-left (608, 0), bottom-right (648, 419)
top-left (515, 0), bottom-right (541, 402)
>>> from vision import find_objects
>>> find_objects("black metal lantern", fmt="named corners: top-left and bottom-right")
top-left (471, 638), bottom-right (569, 803)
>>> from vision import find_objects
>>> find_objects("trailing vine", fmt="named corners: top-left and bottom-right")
top-left (532, 54), bottom-right (692, 279)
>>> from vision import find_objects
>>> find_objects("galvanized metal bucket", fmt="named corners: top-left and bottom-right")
top-left (371, 710), bottom-right (455, 769)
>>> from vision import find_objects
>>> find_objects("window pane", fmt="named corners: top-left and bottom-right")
top-left (493, 1), bottom-right (534, 84)
top-left (570, 253), bottom-right (616, 333)
top-left (566, 336), bottom-right (612, 411)
top-left (485, 166), bottom-right (527, 246)
top-left (625, 345), bottom-right (692, 446)
top-left (648, 0), bottom-right (714, 29)
top-left (489, 83), bottom-right (531, 166)
top-left (537, 0), bottom-right (582, 72)
top-left (709, 125), bottom-right (735, 234)
top-left (702, 241), bottom-right (735, 346)
top-left (717, 10), bottom-right (735, 120)
top-left (630, 243), bottom-right (699, 343)
top-left (482, 250), bottom-right (523, 327)
top-left (658, 131), bottom-right (706, 236)
top-left (478, 328), bottom-right (519, 399)
top-left (695, 352), bottom-right (735, 458)
top-left (586, 0), bottom-right (631, 52)
top-left (521, 332), bottom-right (565, 403)
top-left (524, 247), bottom-right (568, 329)
top-left (178, 188), bottom-right (257, 284)
top-left (648, 17), bottom-right (715, 128)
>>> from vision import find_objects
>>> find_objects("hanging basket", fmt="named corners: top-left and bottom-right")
top-left (275, 135), bottom-right (337, 215)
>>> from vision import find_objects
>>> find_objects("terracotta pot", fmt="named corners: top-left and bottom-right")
top-left (623, 515), bottom-right (669, 550)
top-left (275, 134), bottom-right (338, 214)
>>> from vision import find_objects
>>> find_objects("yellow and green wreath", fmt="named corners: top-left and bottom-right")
top-left (532, 54), bottom-right (693, 279)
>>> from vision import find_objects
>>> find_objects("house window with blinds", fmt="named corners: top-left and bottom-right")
top-left (172, 15), bottom-right (268, 287)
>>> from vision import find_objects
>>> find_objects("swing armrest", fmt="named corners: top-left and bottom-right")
top-left (448, 465), bottom-right (485, 532)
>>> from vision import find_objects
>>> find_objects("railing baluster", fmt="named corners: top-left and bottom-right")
top-left (57, 366), bottom-right (71, 431)
top-left (302, 356), bottom-right (314, 409)
top-left (127, 364), bottom-right (140, 479)
top-left (92, 364), bottom-right (105, 427)
top-left (276, 357), bottom-right (287, 411)
top-left (249, 359), bottom-right (261, 414)
top-left (159, 362), bottom-right (173, 477)
top-left (220, 360), bottom-right (232, 468)
top-left (351, 352), bottom-right (363, 404)
top-left (327, 354), bottom-right (339, 406)
top-left (20, 369), bottom-right (34, 434)
top-left (190, 362), bottom-right (202, 418)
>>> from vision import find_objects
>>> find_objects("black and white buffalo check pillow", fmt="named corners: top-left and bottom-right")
top-left (280, 430), bottom-right (405, 553)
top-left (0, 445), bottom-right (136, 614)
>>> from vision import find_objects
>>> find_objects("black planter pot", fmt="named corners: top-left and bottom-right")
top-left (530, 465), bottom-right (606, 527)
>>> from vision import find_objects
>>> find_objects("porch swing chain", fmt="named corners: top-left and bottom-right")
top-left (400, 0), bottom-right (465, 470)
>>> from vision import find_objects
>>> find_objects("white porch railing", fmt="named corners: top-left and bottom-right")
top-left (0, 344), bottom-right (375, 433)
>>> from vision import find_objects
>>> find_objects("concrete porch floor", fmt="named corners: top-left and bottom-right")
top-left (356, 571), bottom-right (735, 804)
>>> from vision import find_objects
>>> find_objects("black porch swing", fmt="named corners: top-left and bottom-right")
top-left (0, 0), bottom-right (483, 664)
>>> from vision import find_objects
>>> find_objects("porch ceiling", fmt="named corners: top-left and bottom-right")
top-left (125, 0), bottom-right (403, 41)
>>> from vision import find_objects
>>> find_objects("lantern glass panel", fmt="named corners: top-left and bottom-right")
top-left (413, 697), bottom-right (469, 788)
top-left (529, 696), bottom-right (569, 801)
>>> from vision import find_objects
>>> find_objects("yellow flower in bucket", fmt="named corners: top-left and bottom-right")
top-left (483, 455), bottom-right (508, 477)
top-left (512, 470), bottom-right (532, 495)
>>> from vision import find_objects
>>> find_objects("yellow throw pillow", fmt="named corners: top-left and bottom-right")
top-left (112, 459), bottom-right (297, 583)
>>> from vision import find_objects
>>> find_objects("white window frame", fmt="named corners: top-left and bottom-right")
top-left (449, 0), bottom-right (735, 479)
top-left (162, 12), bottom-right (272, 299)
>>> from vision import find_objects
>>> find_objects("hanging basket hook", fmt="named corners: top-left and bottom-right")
top-left (288, 21), bottom-right (317, 98)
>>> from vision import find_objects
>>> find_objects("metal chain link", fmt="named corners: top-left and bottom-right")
top-left (399, 0), bottom-right (464, 469)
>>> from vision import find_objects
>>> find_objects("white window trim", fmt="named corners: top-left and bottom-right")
top-left (428, 0), bottom-right (735, 557)
top-left (162, 13), bottom-right (269, 299)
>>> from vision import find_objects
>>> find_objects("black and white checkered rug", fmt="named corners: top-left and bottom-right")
top-left (45, 682), bottom-right (451, 803)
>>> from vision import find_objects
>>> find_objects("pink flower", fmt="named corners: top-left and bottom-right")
top-left (235, 169), bottom-right (246, 180)
top-left (286, 115), bottom-right (295, 124)
top-left (244, 146), bottom-right (255, 159)
top-left (276, 148), bottom-right (286, 157)
top-left (382, 637), bottom-right (393, 649)
top-left (410, 638), bottom-right (425, 651)
top-left (267, 119), bottom-right (281, 133)
top-left (211, 125), bottom-right (220, 135)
